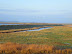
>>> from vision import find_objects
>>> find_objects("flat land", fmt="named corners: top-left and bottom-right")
top-left (0, 25), bottom-right (72, 47)
top-left (0, 23), bottom-right (72, 54)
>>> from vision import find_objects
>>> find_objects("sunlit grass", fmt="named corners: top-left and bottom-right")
top-left (0, 26), bottom-right (72, 47)
top-left (0, 42), bottom-right (72, 54)
top-left (0, 25), bottom-right (72, 53)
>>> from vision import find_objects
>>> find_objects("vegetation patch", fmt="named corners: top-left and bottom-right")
top-left (0, 25), bottom-right (72, 54)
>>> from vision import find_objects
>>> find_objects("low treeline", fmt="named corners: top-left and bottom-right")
top-left (0, 42), bottom-right (72, 54)
top-left (0, 24), bottom-right (63, 30)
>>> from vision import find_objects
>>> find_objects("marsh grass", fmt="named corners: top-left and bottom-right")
top-left (0, 25), bottom-right (72, 53)
top-left (0, 26), bottom-right (72, 46)
top-left (0, 42), bottom-right (72, 54)
top-left (0, 24), bottom-right (63, 30)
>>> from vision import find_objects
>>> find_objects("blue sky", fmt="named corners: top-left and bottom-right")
top-left (0, 0), bottom-right (72, 23)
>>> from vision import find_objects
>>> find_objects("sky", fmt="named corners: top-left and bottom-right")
top-left (0, 0), bottom-right (72, 23)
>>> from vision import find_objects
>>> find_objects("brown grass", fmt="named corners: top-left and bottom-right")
top-left (0, 42), bottom-right (72, 54)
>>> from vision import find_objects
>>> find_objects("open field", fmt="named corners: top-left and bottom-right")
top-left (0, 26), bottom-right (72, 46)
top-left (0, 24), bottom-right (72, 54)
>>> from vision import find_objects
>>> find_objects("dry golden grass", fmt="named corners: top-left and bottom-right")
top-left (0, 42), bottom-right (72, 54)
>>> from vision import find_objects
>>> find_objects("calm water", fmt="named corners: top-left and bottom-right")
top-left (0, 23), bottom-right (22, 25)
top-left (21, 27), bottom-right (53, 32)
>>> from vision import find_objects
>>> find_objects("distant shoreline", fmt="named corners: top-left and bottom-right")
top-left (0, 22), bottom-right (71, 25)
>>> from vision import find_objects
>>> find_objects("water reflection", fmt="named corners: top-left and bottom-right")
top-left (22, 27), bottom-right (53, 32)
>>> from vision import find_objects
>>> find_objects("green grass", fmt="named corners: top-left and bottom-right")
top-left (0, 26), bottom-right (72, 49)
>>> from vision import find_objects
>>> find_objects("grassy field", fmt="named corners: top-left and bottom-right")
top-left (0, 24), bottom-right (72, 54)
top-left (0, 26), bottom-right (72, 46)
